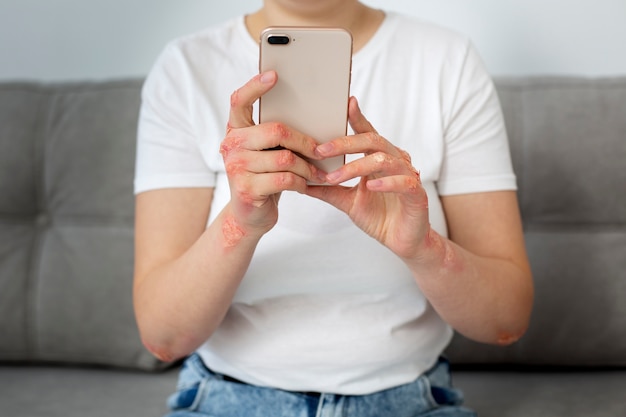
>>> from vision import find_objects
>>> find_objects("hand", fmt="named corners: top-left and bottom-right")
top-left (305, 97), bottom-right (430, 260)
top-left (221, 71), bottom-right (326, 234)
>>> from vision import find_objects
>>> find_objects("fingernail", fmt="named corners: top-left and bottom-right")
top-left (368, 179), bottom-right (383, 189)
top-left (350, 96), bottom-right (360, 112)
top-left (317, 142), bottom-right (334, 156)
top-left (260, 71), bottom-right (275, 84)
top-left (314, 169), bottom-right (328, 183)
top-left (326, 170), bottom-right (342, 183)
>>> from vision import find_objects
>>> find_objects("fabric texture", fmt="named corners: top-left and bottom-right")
top-left (0, 365), bottom-right (177, 417)
top-left (135, 12), bottom-right (515, 395)
top-left (1, 73), bottom-right (626, 416)
top-left (446, 78), bottom-right (626, 366)
top-left (0, 81), bottom-right (162, 370)
top-left (454, 369), bottom-right (626, 417)
top-left (164, 354), bottom-right (476, 417)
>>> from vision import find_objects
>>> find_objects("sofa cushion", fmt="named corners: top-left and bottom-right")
top-left (0, 81), bottom-right (163, 370)
top-left (0, 365), bottom-right (177, 417)
top-left (1, 77), bottom-right (625, 372)
top-left (446, 77), bottom-right (626, 367)
top-left (454, 369), bottom-right (626, 417)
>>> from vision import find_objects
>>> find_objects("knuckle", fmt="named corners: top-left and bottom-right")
top-left (219, 142), bottom-right (230, 158)
top-left (405, 176), bottom-right (419, 192)
top-left (365, 131), bottom-right (382, 146)
top-left (230, 88), bottom-right (241, 108)
top-left (341, 136), bottom-right (354, 147)
top-left (276, 150), bottom-right (296, 168)
top-left (219, 140), bottom-right (230, 157)
top-left (275, 172), bottom-right (293, 186)
top-left (269, 122), bottom-right (291, 140)
top-left (220, 136), bottom-right (243, 158)
top-left (224, 159), bottom-right (246, 176)
top-left (274, 172), bottom-right (300, 189)
top-left (372, 152), bottom-right (392, 169)
top-left (399, 148), bottom-right (412, 163)
top-left (413, 168), bottom-right (422, 183)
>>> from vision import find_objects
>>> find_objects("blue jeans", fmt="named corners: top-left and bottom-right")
top-left (165, 354), bottom-right (476, 417)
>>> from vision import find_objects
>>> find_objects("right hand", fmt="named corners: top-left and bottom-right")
top-left (220, 71), bottom-right (326, 234)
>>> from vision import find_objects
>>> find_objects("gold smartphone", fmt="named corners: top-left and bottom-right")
top-left (259, 27), bottom-right (353, 175)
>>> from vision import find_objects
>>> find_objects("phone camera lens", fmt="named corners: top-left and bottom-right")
top-left (267, 35), bottom-right (290, 45)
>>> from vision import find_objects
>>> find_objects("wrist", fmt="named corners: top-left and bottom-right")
top-left (220, 203), bottom-right (274, 246)
top-left (402, 226), bottom-right (462, 276)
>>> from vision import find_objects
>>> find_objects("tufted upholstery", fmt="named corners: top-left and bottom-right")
top-left (0, 80), bottom-right (160, 370)
top-left (446, 78), bottom-right (626, 367)
top-left (0, 77), bottom-right (625, 416)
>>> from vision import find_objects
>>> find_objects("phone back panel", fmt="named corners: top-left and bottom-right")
top-left (259, 27), bottom-right (353, 173)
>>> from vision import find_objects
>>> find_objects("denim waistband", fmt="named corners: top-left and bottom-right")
top-left (165, 353), bottom-right (476, 417)
top-left (220, 371), bottom-right (323, 398)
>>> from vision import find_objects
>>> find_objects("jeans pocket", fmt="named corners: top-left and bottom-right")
top-left (419, 376), bottom-right (476, 417)
top-left (167, 354), bottom-right (213, 412)
top-left (429, 384), bottom-right (464, 407)
top-left (167, 378), bottom-right (210, 411)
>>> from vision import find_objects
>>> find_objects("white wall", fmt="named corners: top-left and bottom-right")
top-left (0, 0), bottom-right (624, 81)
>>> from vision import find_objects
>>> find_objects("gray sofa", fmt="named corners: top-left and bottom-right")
top-left (0, 77), bottom-right (624, 416)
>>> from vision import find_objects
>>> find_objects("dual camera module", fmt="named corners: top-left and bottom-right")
top-left (267, 35), bottom-right (292, 45)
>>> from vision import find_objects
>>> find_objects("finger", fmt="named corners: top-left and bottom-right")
top-left (232, 172), bottom-right (310, 206)
top-left (366, 175), bottom-right (430, 227)
top-left (325, 151), bottom-right (412, 184)
top-left (316, 98), bottom-right (402, 159)
top-left (304, 184), bottom-right (355, 214)
top-left (225, 148), bottom-right (327, 184)
top-left (228, 71), bottom-right (277, 130)
top-left (316, 131), bottom-right (405, 161)
top-left (347, 96), bottom-right (377, 135)
top-left (366, 173), bottom-right (424, 196)
top-left (224, 122), bottom-right (321, 161)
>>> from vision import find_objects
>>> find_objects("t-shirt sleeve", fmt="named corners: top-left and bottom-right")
top-left (436, 41), bottom-right (516, 196)
top-left (134, 43), bottom-right (217, 195)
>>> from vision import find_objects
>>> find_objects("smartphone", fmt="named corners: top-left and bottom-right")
top-left (259, 27), bottom-right (353, 176)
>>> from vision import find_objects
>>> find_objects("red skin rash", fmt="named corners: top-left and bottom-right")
top-left (143, 342), bottom-right (176, 363)
top-left (220, 136), bottom-right (244, 159)
top-left (442, 239), bottom-right (459, 269)
top-left (405, 176), bottom-right (419, 193)
top-left (230, 87), bottom-right (242, 109)
top-left (224, 159), bottom-right (247, 177)
top-left (423, 228), bottom-right (444, 252)
top-left (238, 191), bottom-right (257, 207)
top-left (276, 149), bottom-right (296, 168)
top-left (423, 228), bottom-right (464, 273)
top-left (230, 73), bottom-right (265, 109)
top-left (269, 122), bottom-right (291, 141)
top-left (222, 215), bottom-right (247, 248)
top-left (497, 333), bottom-right (520, 346)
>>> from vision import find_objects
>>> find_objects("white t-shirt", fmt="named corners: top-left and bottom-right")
top-left (135, 12), bottom-right (516, 395)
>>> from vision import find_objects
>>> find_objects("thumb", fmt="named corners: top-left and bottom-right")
top-left (228, 71), bottom-right (277, 130)
top-left (348, 96), bottom-right (377, 135)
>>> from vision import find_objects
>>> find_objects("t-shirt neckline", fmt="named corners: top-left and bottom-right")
top-left (236, 11), bottom-right (399, 64)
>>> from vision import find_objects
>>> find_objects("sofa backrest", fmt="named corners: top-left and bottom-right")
top-left (0, 77), bottom-right (625, 370)
top-left (0, 80), bottom-right (161, 370)
top-left (447, 77), bottom-right (626, 367)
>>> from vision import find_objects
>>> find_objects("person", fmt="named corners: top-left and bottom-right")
top-left (133, 1), bottom-right (534, 415)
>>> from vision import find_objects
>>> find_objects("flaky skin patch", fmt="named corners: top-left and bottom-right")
top-left (222, 215), bottom-right (246, 248)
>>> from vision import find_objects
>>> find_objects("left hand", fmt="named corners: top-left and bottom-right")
top-left (305, 97), bottom-right (430, 260)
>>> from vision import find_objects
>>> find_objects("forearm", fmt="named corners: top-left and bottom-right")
top-left (134, 205), bottom-right (262, 361)
top-left (406, 227), bottom-right (533, 345)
